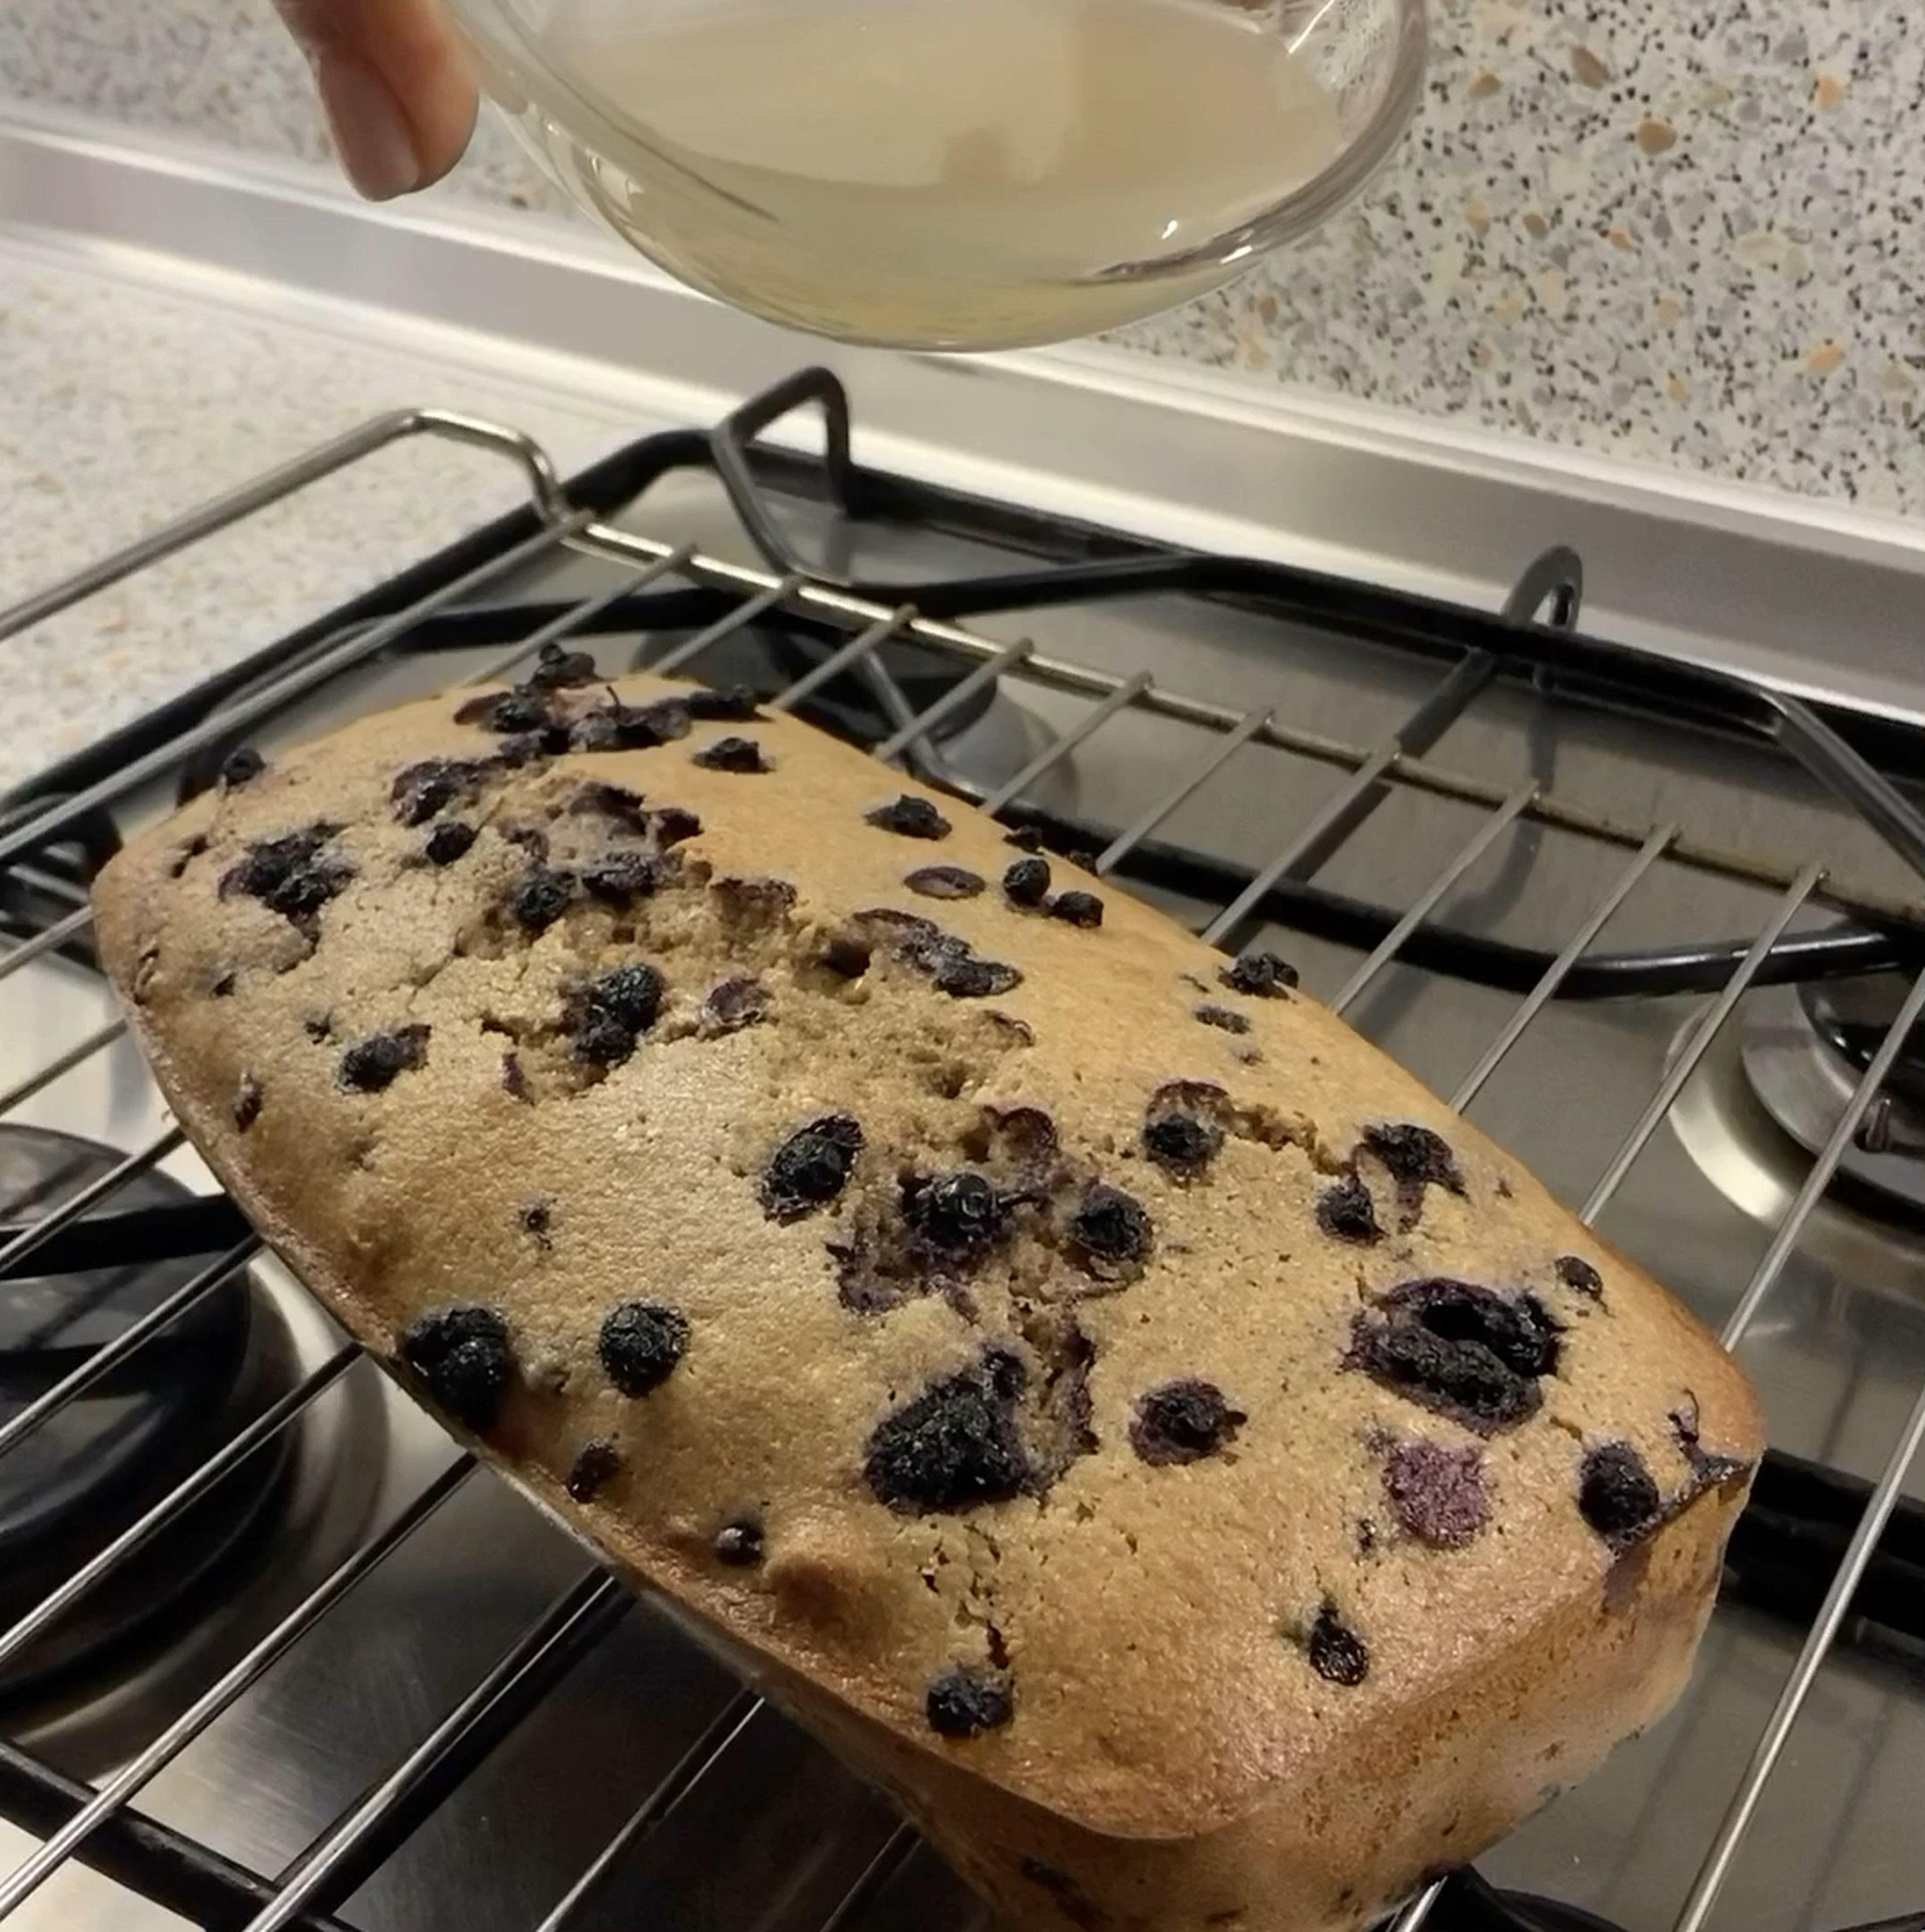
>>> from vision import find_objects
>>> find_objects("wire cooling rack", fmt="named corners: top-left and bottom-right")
top-left (2, 374), bottom-right (1924, 1932)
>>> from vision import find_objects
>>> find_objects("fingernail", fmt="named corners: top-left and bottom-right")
top-left (313, 55), bottom-right (424, 200)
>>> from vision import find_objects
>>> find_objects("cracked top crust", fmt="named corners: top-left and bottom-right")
top-left (91, 670), bottom-right (1762, 1841)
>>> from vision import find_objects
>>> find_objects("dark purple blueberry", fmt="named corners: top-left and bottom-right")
top-left (1556, 1255), bottom-right (1605, 1300)
top-left (1003, 827), bottom-right (1044, 853)
top-left (568, 695), bottom-right (689, 753)
top-left (1067, 1183), bottom-right (1152, 1273)
top-left (233, 1074), bottom-right (263, 1132)
top-left (653, 806), bottom-right (703, 847)
top-left (865, 1350), bottom-right (1032, 1513)
top-left (501, 1051), bottom-right (529, 1101)
top-left (526, 641), bottom-right (600, 690)
top-left (425, 821), bottom-right (478, 867)
top-left (510, 868), bottom-right (576, 933)
top-left (761, 1114), bottom-right (864, 1222)
top-left (1194, 1003), bottom-right (1251, 1035)
top-left (1143, 1110), bottom-right (1223, 1179)
top-left (220, 746), bottom-right (266, 790)
top-left (400, 1306), bottom-right (514, 1431)
top-left (1049, 890), bottom-right (1104, 930)
top-left (701, 975), bottom-right (769, 1036)
top-left (1220, 952), bottom-right (1299, 999)
top-left (685, 686), bottom-right (764, 721)
top-left (1316, 1174), bottom-right (1382, 1245)
top-left (905, 865), bottom-right (986, 901)
top-left (925, 1666), bottom-right (1014, 1738)
top-left (457, 687), bottom-right (560, 737)
top-left (220, 826), bottom-right (354, 928)
top-left (567, 962), bottom-right (665, 1066)
top-left (1130, 1379), bottom-right (1246, 1465)
top-left (930, 952), bottom-right (1023, 999)
top-left (339, 1024), bottom-right (431, 1093)
top-left (1349, 1279), bottom-right (1560, 1434)
top-left (692, 735), bottom-right (771, 774)
top-left (865, 794), bottom-right (951, 840)
top-left (1384, 1440), bottom-right (1489, 1548)
top-left (582, 853), bottom-right (663, 904)
top-left (906, 1170), bottom-right (1003, 1258)
top-left (566, 1439), bottom-right (621, 1501)
top-left (390, 759), bottom-right (486, 827)
top-left (1306, 1604), bottom-right (1370, 1686)
top-left (598, 1301), bottom-right (690, 1397)
top-left (713, 1518), bottom-right (765, 1567)
top-left (1362, 1122), bottom-right (1467, 1227)
top-left (1002, 857), bottom-right (1051, 907)
top-left (571, 781), bottom-right (651, 833)
top-left (1578, 1442), bottom-right (1662, 1548)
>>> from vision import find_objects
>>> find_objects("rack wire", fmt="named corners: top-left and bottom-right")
top-left (2, 389), bottom-right (1924, 1932)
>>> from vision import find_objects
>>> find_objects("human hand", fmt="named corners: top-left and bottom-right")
top-left (273, 0), bottom-right (479, 201)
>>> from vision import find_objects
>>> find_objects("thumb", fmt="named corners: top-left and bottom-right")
top-left (275, 0), bottom-right (479, 200)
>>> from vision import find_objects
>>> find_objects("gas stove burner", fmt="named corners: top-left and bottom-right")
top-left (629, 624), bottom-right (1063, 809)
top-left (1737, 976), bottom-right (1925, 1221)
top-left (0, 1125), bottom-right (292, 1705)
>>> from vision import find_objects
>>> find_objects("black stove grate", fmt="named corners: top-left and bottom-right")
top-left (1, 371), bottom-right (1924, 1932)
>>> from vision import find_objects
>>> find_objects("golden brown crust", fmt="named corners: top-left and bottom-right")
top-left (91, 672), bottom-right (1761, 1856)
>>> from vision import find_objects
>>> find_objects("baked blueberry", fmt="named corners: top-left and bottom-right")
top-left (864, 1350), bottom-right (1031, 1513)
top-left (339, 1024), bottom-right (430, 1093)
top-left (1067, 1183), bottom-right (1152, 1273)
top-left (1306, 1604), bottom-right (1370, 1686)
top-left (1130, 1379), bottom-right (1246, 1465)
top-left (1556, 1255), bottom-right (1605, 1300)
top-left (526, 641), bottom-right (600, 690)
top-left (571, 781), bottom-right (651, 834)
top-left (567, 963), bottom-right (665, 1068)
top-left (1002, 856), bottom-right (1051, 907)
top-left (1220, 951), bottom-right (1299, 998)
top-left (692, 735), bottom-right (771, 773)
top-left (653, 806), bottom-right (703, 847)
top-left (906, 1170), bottom-right (1004, 1258)
top-left (701, 975), bottom-right (769, 1036)
top-left (390, 759), bottom-right (489, 827)
top-left (1316, 1174), bottom-right (1382, 1245)
top-left (1384, 1440), bottom-right (1489, 1548)
top-left (1194, 1004), bottom-right (1251, 1035)
top-left (1362, 1122), bottom-right (1466, 1227)
top-left (761, 1114), bottom-right (864, 1222)
top-left (713, 1518), bottom-right (765, 1567)
top-left (220, 746), bottom-right (266, 790)
top-left (599, 1301), bottom-right (689, 1397)
top-left (686, 686), bottom-right (764, 721)
top-left (1350, 1278), bottom-right (1560, 1433)
top-left (1578, 1441), bottom-right (1662, 1548)
top-left (905, 865), bottom-right (986, 901)
top-left (1049, 890), bottom-right (1104, 929)
top-left (1003, 827), bottom-right (1044, 853)
top-left (220, 826), bottom-right (354, 928)
top-left (509, 868), bottom-right (576, 933)
top-left (567, 696), bottom-right (679, 753)
top-left (930, 951), bottom-right (1023, 999)
top-left (926, 1666), bottom-right (1014, 1738)
top-left (566, 1439), bottom-right (621, 1501)
top-left (1143, 1109), bottom-right (1223, 1179)
top-left (400, 1305), bottom-right (514, 1431)
top-left (582, 853), bottom-right (663, 905)
top-left (424, 821), bottom-right (478, 867)
top-left (865, 794), bottom-right (951, 840)
top-left (233, 1074), bottom-right (263, 1132)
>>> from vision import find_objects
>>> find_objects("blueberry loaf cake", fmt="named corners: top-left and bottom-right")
top-left (92, 661), bottom-right (1762, 1932)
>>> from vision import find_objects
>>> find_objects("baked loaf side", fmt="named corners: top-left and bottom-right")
top-left (92, 663), bottom-right (1761, 1922)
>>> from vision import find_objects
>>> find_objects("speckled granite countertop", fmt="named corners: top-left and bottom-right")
top-left (1, 0), bottom-right (1919, 519)
top-left (0, 248), bottom-right (642, 797)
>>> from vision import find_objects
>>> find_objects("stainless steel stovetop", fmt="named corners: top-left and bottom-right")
top-left (1, 393), bottom-right (1923, 1932)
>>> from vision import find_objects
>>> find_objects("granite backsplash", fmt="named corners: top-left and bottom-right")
top-left (1, 0), bottom-right (1919, 518)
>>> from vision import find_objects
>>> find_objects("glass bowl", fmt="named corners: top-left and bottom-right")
top-left (447, 0), bottom-right (1426, 351)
